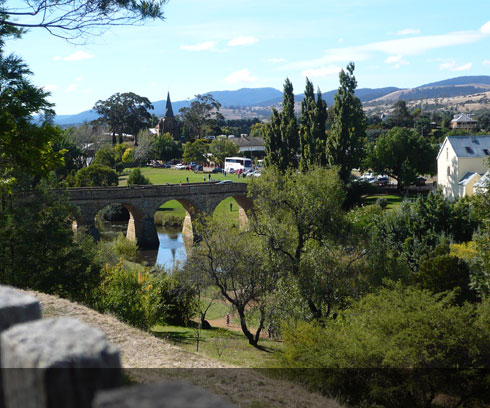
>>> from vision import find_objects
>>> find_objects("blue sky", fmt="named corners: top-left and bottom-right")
top-left (5, 0), bottom-right (490, 114)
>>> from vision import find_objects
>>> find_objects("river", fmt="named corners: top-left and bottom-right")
top-left (99, 221), bottom-right (187, 271)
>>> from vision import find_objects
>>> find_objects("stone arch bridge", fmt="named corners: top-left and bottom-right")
top-left (68, 182), bottom-right (251, 249)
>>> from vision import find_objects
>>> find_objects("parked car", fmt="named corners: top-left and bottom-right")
top-left (376, 175), bottom-right (389, 185)
top-left (211, 167), bottom-right (223, 173)
top-left (414, 176), bottom-right (426, 186)
top-left (175, 163), bottom-right (186, 170)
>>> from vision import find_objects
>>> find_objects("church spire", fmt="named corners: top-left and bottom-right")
top-left (164, 92), bottom-right (174, 118)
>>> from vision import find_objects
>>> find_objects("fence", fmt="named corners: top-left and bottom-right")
top-left (0, 285), bottom-right (235, 408)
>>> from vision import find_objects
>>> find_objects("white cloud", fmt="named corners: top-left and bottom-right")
top-left (384, 55), bottom-right (409, 68)
top-left (75, 77), bottom-right (84, 82)
top-left (439, 60), bottom-right (472, 71)
top-left (227, 36), bottom-right (258, 47)
top-left (66, 84), bottom-right (79, 93)
top-left (396, 28), bottom-right (420, 36)
top-left (480, 21), bottom-right (490, 35)
top-left (52, 56), bottom-right (61, 62)
top-left (483, 60), bottom-right (490, 66)
top-left (289, 21), bottom-right (490, 71)
top-left (268, 58), bottom-right (285, 63)
top-left (302, 65), bottom-right (341, 79)
top-left (42, 84), bottom-right (58, 92)
top-left (224, 69), bottom-right (257, 84)
top-left (180, 41), bottom-right (216, 51)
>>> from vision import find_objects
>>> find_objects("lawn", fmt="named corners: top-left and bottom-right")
top-left (120, 167), bottom-right (248, 224)
top-left (363, 194), bottom-right (404, 210)
top-left (151, 323), bottom-right (283, 368)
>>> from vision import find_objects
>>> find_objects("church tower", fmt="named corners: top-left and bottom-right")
top-left (158, 92), bottom-right (177, 137)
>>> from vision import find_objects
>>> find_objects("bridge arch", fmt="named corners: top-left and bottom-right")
top-left (208, 194), bottom-right (253, 228)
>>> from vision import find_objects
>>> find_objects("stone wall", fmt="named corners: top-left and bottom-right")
top-left (0, 285), bottom-right (235, 408)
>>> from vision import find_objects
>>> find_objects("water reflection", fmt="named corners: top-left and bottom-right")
top-left (99, 221), bottom-right (187, 271)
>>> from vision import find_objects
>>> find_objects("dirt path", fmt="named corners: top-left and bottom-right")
top-left (22, 290), bottom-right (344, 408)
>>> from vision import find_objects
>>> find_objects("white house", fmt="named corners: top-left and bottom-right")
top-left (437, 135), bottom-right (490, 200)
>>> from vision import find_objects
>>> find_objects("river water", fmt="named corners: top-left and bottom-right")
top-left (99, 221), bottom-right (187, 271)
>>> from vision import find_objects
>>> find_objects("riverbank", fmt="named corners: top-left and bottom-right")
top-left (23, 289), bottom-right (343, 408)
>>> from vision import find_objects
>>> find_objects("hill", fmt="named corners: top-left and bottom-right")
top-left (52, 76), bottom-right (490, 125)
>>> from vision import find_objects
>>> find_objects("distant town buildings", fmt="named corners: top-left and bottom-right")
top-left (437, 135), bottom-right (490, 199)
top-left (156, 92), bottom-right (177, 137)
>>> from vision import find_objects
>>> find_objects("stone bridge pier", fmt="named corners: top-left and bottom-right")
top-left (67, 183), bottom-right (252, 250)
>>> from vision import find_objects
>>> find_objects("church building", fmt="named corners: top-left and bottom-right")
top-left (156, 92), bottom-right (177, 137)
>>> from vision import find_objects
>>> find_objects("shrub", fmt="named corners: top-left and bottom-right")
top-left (127, 168), bottom-right (151, 186)
top-left (74, 164), bottom-right (118, 187)
top-left (113, 233), bottom-right (138, 262)
top-left (282, 283), bottom-right (490, 408)
top-left (98, 203), bottom-right (130, 222)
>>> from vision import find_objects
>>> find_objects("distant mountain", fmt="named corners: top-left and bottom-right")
top-left (52, 76), bottom-right (490, 125)
top-left (418, 76), bottom-right (490, 88)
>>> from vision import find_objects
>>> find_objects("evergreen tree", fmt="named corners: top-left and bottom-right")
top-left (326, 63), bottom-right (366, 183)
top-left (263, 78), bottom-right (299, 171)
top-left (299, 78), bottom-right (328, 171)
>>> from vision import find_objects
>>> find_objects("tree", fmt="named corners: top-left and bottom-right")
top-left (178, 94), bottom-right (224, 141)
top-left (0, 0), bottom-right (167, 42)
top-left (366, 126), bottom-right (437, 189)
top-left (208, 138), bottom-right (239, 166)
top-left (385, 100), bottom-right (414, 128)
top-left (182, 139), bottom-right (208, 164)
top-left (248, 167), bottom-right (352, 320)
top-left (185, 218), bottom-right (277, 348)
top-left (127, 168), bottom-right (150, 186)
top-left (326, 63), bottom-right (366, 184)
top-left (282, 284), bottom-right (490, 408)
top-left (299, 78), bottom-right (328, 171)
top-left (93, 92), bottom-right (153, 146)
top-left (263, 78), bottom-right (299, 171)
top-left (151, 132), bottom-right (182, 162)
top-left (74, 164), bottom-right (118, 186)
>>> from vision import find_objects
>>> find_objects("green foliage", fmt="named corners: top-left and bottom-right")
top-left (151, 132), bottom-right (182, 162)
top-left (127, 168), bottom-right (151, 186)
top-left (326, 63), bottom-right (366, 183)
top-left (182, 139), bottom-right (209, 164)
top-left (74, 164), bottom-right (119, 187)
top-left (95, 262), bottom-right (196, 329)
top-left (0, 184), bottom-right (101, 302)
top-left (384, 100), bottom-right (414, 128)
top-left (93, 146), bottom-right (116, 168)
top-left (263, 79), bottom-right (299, 171)
top-left (93, 92), bottom-right (153, 145)
top-left (366, 126), bottom-right (437, 188)
top-left (299, 78), bottom-right (328, 171)
top-left (282, 283), bottom-right (490, 408)
top-left (113, 233), bottom-right (139, 262)
top-left (208, 138), bottom-right (239, 166)
top-left (179, 94), bottom-right (224, 140)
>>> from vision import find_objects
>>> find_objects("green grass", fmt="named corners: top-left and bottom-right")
top-left (363, 194), bottom-right (403, 210)
top-left (151, 323), bottom-right (283, 368)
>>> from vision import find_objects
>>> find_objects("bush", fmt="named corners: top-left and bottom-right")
top-left (127, 168), bottom-right (151, 186)
top-left (282, 283), bottom-right (490, 408)
top-left (113, 233), bottom-right (139, 262)
top-left (98, 203), bottom-right (130, 222)
top-left (74, 164), bottom-right (118, 187)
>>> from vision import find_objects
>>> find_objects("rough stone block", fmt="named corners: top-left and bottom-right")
top-left (1, 317), bottom-right (121, 408)
top-left (93, 382), bottom-right (236, 408)
top-left (0, 285), bottom-right (41, 408)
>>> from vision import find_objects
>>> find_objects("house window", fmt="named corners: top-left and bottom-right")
top-left (446, 148), bottom-right (448, 160)
top-left (465, 146), bottom-right (474, 154)
top-left (484, 148), bottom-right (490, 156)
top-left (447, 166), bottom-right (450, 177)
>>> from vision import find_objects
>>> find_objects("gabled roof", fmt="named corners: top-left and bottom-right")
top-left (231, 136), bottom-right (265, 148)
top-left (458, 172), bottom-right (480, 186)
top-left (444, 135), bottom-right (490, 158)
top-left (451, 113), bottom-right (476, 123)
top-left (474, 170), bottom-right (490, 189)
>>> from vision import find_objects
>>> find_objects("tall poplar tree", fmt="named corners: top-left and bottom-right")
top-left (326, 63), bottom-right (366, 183)
top-left (263, 78), bottom-right (299, 171)
top-left (299, 78), bottom-right (328, 171)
